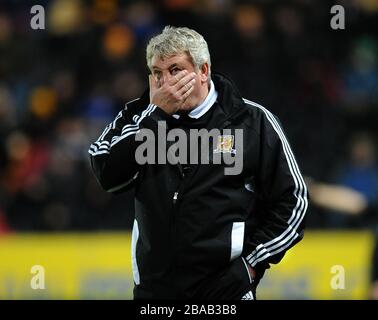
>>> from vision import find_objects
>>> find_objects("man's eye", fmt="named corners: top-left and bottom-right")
top-left (171, 68), bottom-right (181, 75)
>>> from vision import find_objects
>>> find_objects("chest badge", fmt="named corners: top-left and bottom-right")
top-left (214, 135), bottom-right (236, 154)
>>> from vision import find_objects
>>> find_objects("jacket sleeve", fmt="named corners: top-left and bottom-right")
top-left (88, 101), bottom-right (169, 193)
top-left (242, 103), bottom-right (308, 277)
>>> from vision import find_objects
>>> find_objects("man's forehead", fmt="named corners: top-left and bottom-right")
top-left (151, 52), bottom-right (191, 68)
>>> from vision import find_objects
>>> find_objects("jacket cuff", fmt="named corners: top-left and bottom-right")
top-left (139, 103), bottom-right (170, 130)
top-left (242, 254), bottom-right (269, 284)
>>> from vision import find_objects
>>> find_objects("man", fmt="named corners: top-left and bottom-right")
top-left (89, 26), bottom-right (308, 300)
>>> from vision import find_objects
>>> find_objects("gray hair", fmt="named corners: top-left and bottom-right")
top-left (146, 26), bottom-right (211, 81)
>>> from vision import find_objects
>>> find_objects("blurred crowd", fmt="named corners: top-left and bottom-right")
top-left (0, 0), bottom-right (377, 232)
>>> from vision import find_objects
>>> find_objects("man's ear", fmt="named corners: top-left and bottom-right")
top-left (200, 63), bottom-right (209, 83)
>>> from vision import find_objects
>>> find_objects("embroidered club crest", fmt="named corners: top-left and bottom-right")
top-left (214, 135), bottom-right (236, 154)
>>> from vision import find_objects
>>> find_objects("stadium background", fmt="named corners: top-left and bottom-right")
top-left (0, 0), bottom-right (377, 299)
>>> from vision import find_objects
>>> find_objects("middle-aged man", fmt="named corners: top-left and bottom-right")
top-left (89, 26), bottom-right (308, 300)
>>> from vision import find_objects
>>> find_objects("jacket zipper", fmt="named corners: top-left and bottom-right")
top-left (173, 191), bottom-right (179, 204)
top-left (173, 161), bottom-right (185, 203)
top-left (170, 164), bottom-right (185, 293)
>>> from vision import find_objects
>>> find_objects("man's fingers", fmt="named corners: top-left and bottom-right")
top-left (175, 72), bottom-right (196, 91)
top-left (182, 85), bottom-right (194, 100)
top-left (177, 78), bottom-right (196, 96)
top-left (149, 75), bottom-right (155, 102)
top-left (149, 74), bottom-right (157, 91)
top-left (180, 86), bottom-right (195, 111)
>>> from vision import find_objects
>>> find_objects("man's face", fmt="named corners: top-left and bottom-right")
top-left (150, 52), bottom-right (209, 111)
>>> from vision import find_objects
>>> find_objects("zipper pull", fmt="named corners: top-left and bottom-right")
top-left (177, 163), bottom-right (185, 178)
top-left (173, 191), bottom-right (179, 204)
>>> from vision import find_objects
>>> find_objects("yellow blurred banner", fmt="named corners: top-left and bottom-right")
top-left (0, 233), bottom-right (134, 299)
top-left (258, 231), bottom-right (374, 299)
top-left (0, 231), bottom-right (374, 299)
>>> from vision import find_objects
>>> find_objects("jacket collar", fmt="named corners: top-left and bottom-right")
top-left (211, 72), bottom-right (246, 119)
top-left (210, 72), bottom-right (250, 129)
top-left (187, 80), bottom-right (217, 119)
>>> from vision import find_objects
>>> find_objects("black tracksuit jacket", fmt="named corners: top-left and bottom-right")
top-left (89, 73), bottom-right (308, 299)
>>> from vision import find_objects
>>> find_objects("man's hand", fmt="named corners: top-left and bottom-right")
top-left (149, 70), bottom-right (196, 115)
top-left (247, 265), bottom-right (256, 282)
